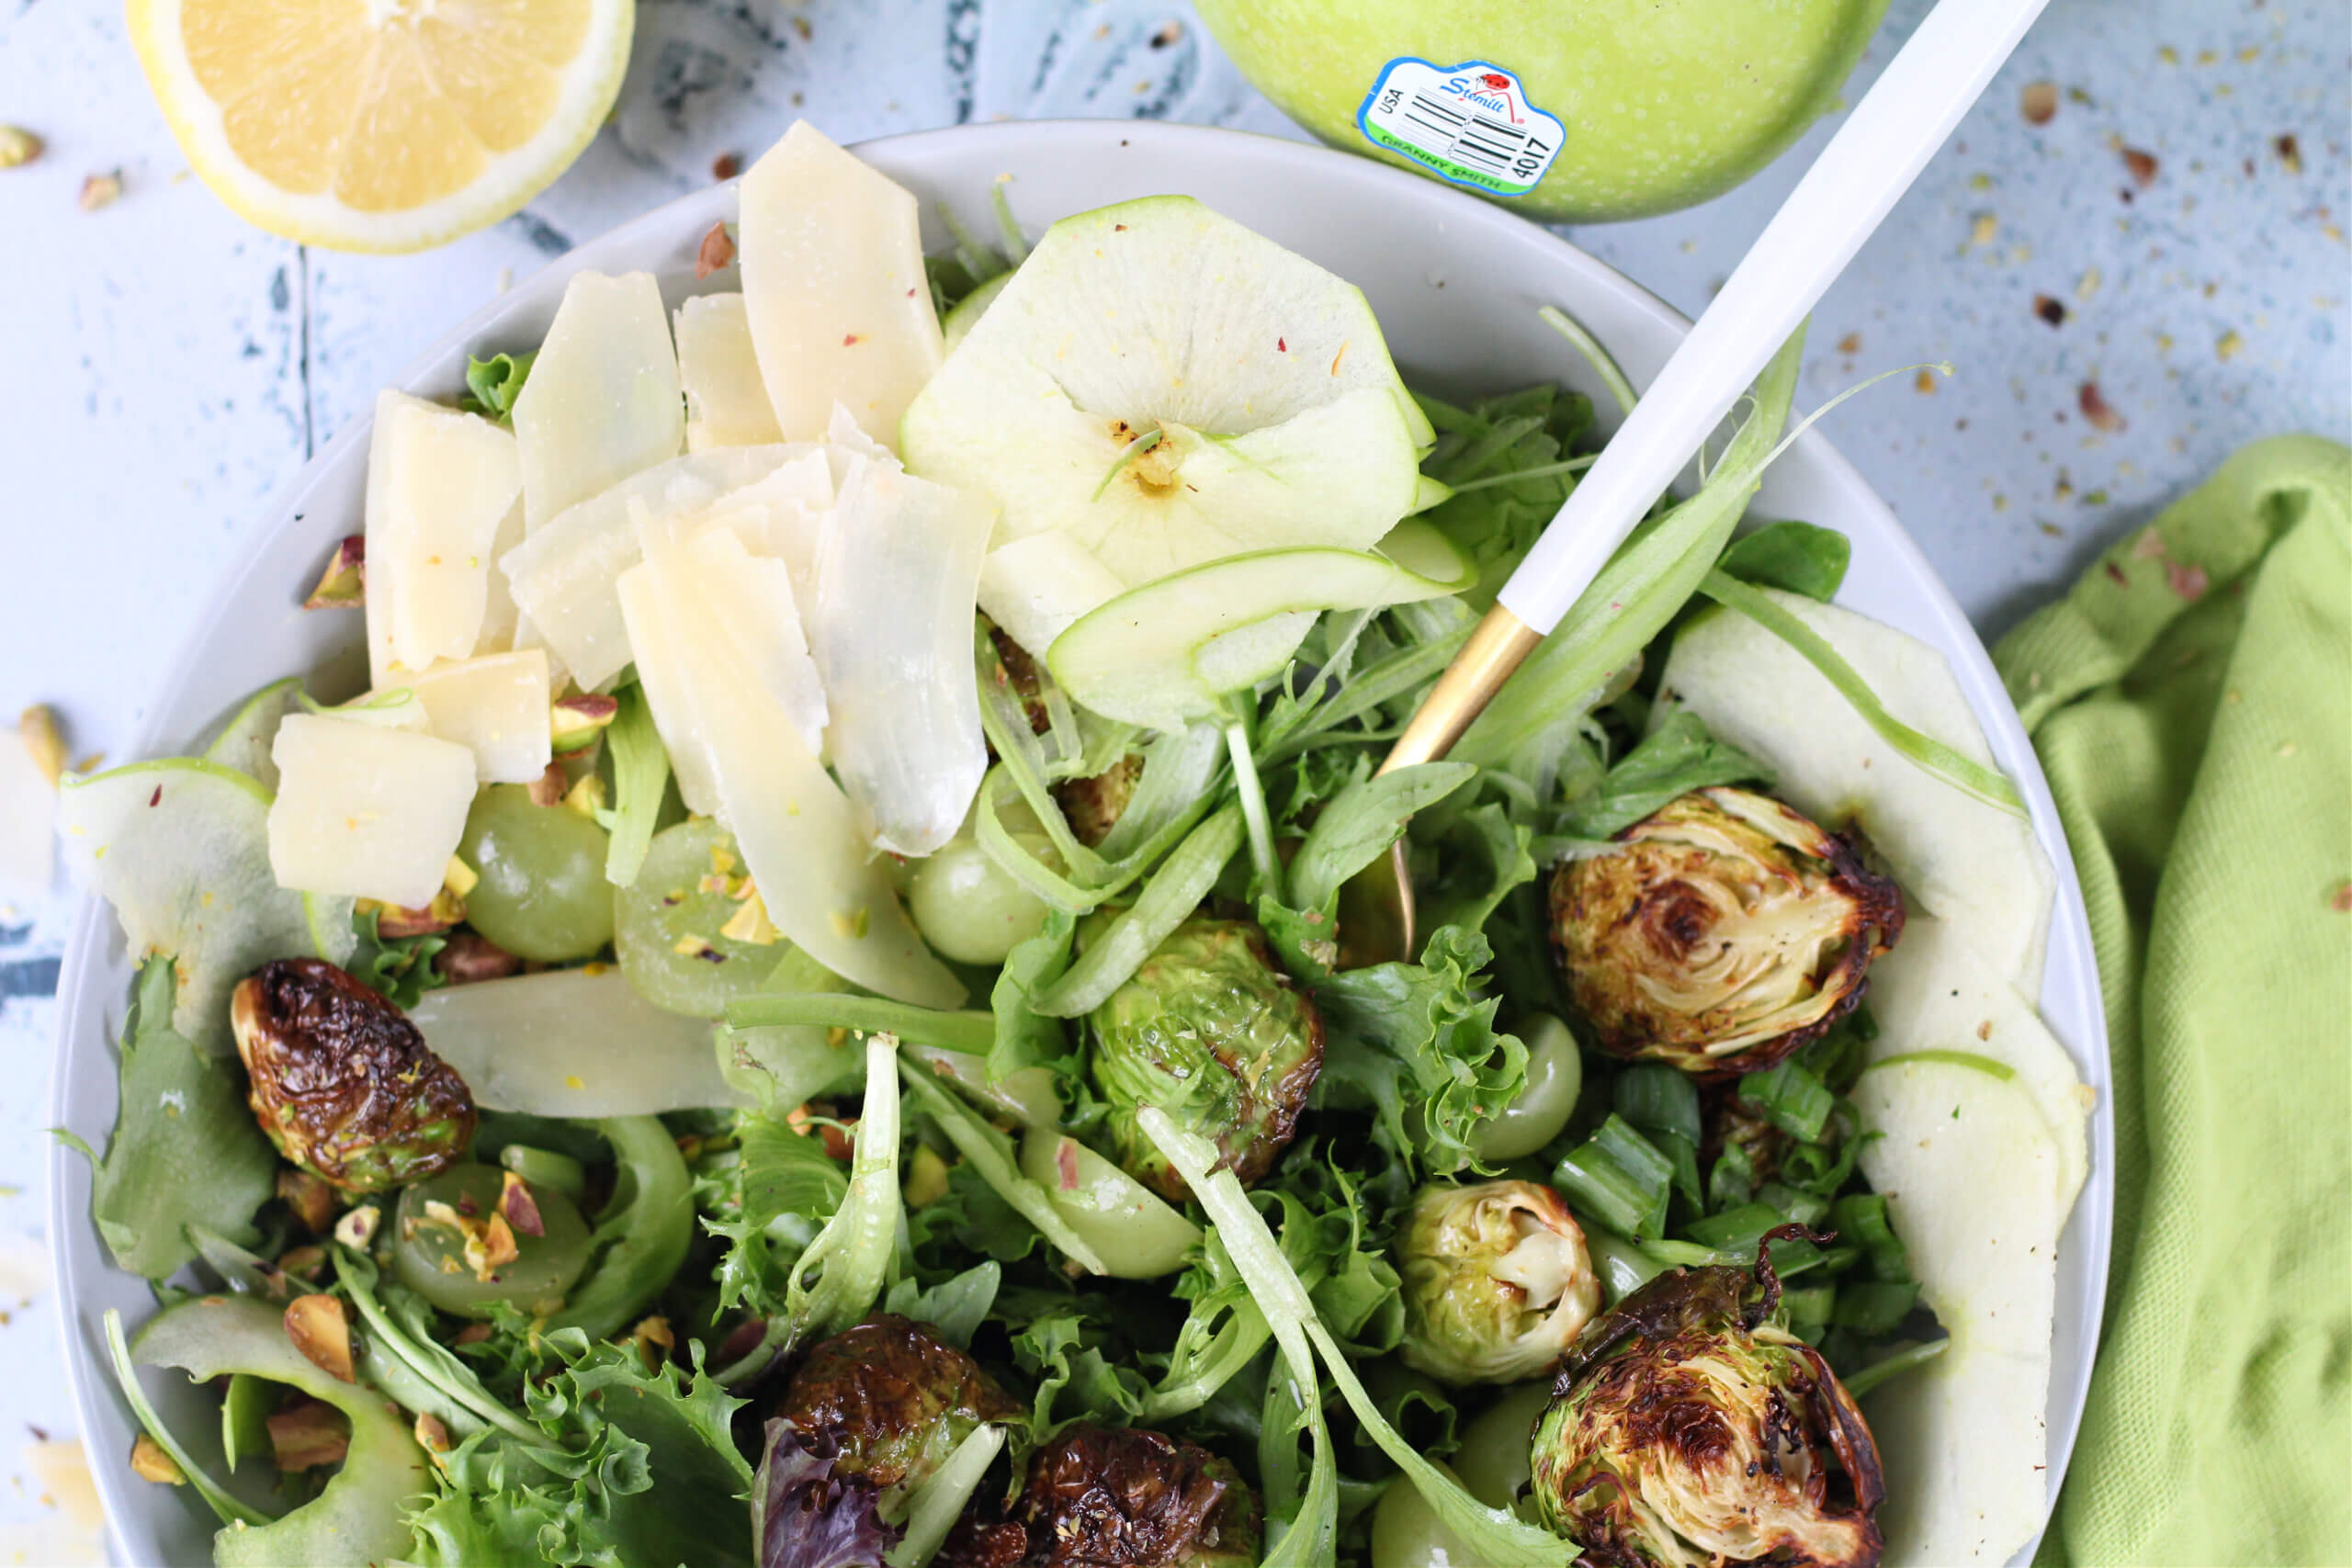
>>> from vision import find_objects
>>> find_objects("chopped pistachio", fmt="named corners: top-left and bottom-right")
top-left (718, 886), bottom-right (780, 945)
top-left (562, 773), bottom-right (607, 818)
top-left (499, 1169), bottom-right (546, 1237)
top-left (303, 536), bottom-right (366, 609)
top-left (904, 1144), bottom-right (952, 1209)
top-left (18, 705), bottom-right (67, 787)
top-left (443, 852), bottom-right (480, 899)
top-left (129, 1433), bottom-right (186, 1485)
top-left (332, 1206), bottom-right (380, 1249)
top-left (78, 171), bottom-right (121, 211)
top-left (282, 1294), bottom-right (356, 1382)
top-left (549, 693), bottom-right (619, 750)
top-left (0, 126), bottom-right (40, 169)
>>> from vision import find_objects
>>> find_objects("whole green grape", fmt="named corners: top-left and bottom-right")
top-left (909, 829), bottom-right (1053, 964)
top-left (391, 1163), bottom-right (592, 1318)
top-left (614, 818), bottom-right (788, 1018)
top-left (458, 786), bottom-right (615, 963)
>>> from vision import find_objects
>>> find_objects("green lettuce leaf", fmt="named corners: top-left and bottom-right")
top-left (1555, 710), bottom-right (1770, 840)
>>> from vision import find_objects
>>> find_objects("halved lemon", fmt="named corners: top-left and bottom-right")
top-left (127, 0), bottom-right (633, 253)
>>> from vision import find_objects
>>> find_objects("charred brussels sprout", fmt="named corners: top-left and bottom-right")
top-left (1396, 1181), bottom-right (1602, 1386)
top-left (1531, 1235), bottom-right (1885, 1568)
top-left (981, 1424), bottom-right (1261, 1567)
top-left (1056, 754), bottom-right (1143, 849)
top-left (229, 958), bottom-right (476, 1193)
top-left (1087, 918), bottom-right (1324, 1203)
top-left (1549, 787), bottom-right (1903, 1078)
top-left (771, 1314), bottom-right (1021, 1498)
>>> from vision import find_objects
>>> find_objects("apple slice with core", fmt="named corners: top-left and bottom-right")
top-left (56, 759), bottom-right (351, 1054)
top-left (1850, 1055), bottom-right (2061, 1568)
top-left (903, 195), bottom-right (1434, 670)
top-left (200, 676), bottom-right (305, 792)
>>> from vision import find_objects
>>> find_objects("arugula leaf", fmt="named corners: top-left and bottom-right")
top-left (598, 681), bottom-right (670, 888)
top-left (1311, 927), bottom-right (1528, 1179)
top-left (458, 351), bottom-right (536, 421)
top-left (1287, 761), bottom-right (1476, 915)
top-left (1718, 519), bottom-right (1851, 602)
top-left (61, 958), bottom-right (277, 1281)
top-left (1555, 710), bottom-right (1771, 840)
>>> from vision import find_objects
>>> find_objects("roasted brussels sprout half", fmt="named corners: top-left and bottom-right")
top-left (1056, 754), bottom-right (1143, 849)
top-left (1549, 786), bottom-right (1903, 1077)
top-left (1396, 1180), bottom-right (1602, 1386)
top-left (771, 1314), bottom-right (1021, 1498)
top-left (1088, 918), bottom-right (1324, 1203)
top-left (942, 1424), bottom-right (1261, 1568)
top-left (1531, 1234), bottom-right (1885, 1568)
top-left (230, 958), bottom-right (476, 1193)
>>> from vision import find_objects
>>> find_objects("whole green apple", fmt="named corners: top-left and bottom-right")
top-left (1195, 0), bottom-right (1888, 222)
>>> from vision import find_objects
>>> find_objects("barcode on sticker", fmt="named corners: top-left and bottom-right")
top-left (1356, 58), bottom-right (1565, 197)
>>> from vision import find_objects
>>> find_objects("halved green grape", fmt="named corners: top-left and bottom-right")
top-left (391, 1163), bottom-right (593, 1318)
top-left (1473, 1014), bottom-right (1583, 1163)
top-left (458, 785), bottom-right (616, 963)
top-left (1370, 1459), bottom-right (1481, 1568)
top-left (613, 818), bottom-right (790, 1018)
top-left (909, 827), bottom-right (1055, 965)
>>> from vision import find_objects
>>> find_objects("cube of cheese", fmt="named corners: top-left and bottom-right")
top-left (364, 391), bottom-right (523, 687)
top-left (395, 650), bottom-right (552, 784)
top-left (267, 716), bottom-right (477, 908)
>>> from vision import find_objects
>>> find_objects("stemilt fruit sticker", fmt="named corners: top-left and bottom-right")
top-left (1356, 59), bottom-right (1565, 198)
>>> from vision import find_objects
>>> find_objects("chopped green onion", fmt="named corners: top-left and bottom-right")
top-left (1613, 1063), bottom-right (1703, 1148)
top-left (1758, 1181), bottom-right (1832, 1228)
top-left (1029, 805), bottom-right (1244, 1017)
top-left (898, 1064), bottom-right (1107, 1275)
top-left (1581, 1225), bottom-right (1666, 1303)
top-left (1697, 570), bottom-right (2027, 816)
top-left (1831, 1192), bottom-right (1913, 1283)
top-left (497, 1143), bottom-right (587, 1200)
top-left (723, 993), bottom-right (997, 1054)
top-left (1779, 1284), bottom-right (1836, 1333)
top-left (1553, 1114), bottom-right (1674, 1240)
top-left (1538, 306), bottom-right (1636, 417)
top-left (888, 1422), bottom-right (1006, 1566)
top-left (1838, 1337), bottom-right (1950, 1400)
top-left (1736, 1060), bottom-right (1837, 1143)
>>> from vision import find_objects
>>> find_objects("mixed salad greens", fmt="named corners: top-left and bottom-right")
top-left (60, 121), bottom-right (2090, 1568)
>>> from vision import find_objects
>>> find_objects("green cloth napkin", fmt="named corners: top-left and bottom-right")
top-left (1996, 435), bottom-right (2351, 1567)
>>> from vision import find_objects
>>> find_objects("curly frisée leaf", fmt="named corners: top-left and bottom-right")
top-left (785, 1036), bottom-right (906, 1348)
top-left (1137, 1107), bottom-right (1567, 1568)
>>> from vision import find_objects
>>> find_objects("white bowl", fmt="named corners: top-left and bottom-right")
top-left (50, 119), bottom-right (2111, 1567)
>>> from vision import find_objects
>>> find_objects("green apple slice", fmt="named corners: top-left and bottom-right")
top-left (941, 271), bottom-right (1010, 353)
top-left (56, 759), bottom-right (350, 1054)
top-left (1019, 1129), bottom-right (1201, 1279)
top-left (1654, 588), bottom-right (2055, 993)
top-left (1850, 1055), bottom-right (2062, 1567)
top-left (1047, 533), bottom-right (1473, 730)
top-left (1863, 908), bottom-right (2091, 1213)
top-left (902, 195), bottom-right (1432, 623)
top-left (411, 967), bottom-right (749, 1115)
top-left (200, 676), bottom-right (305, 791)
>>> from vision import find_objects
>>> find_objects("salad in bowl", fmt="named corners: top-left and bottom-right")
top-left (54, 120), bottom-right (2094, 1568)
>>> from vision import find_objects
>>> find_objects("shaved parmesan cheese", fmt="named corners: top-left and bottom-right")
top-left (1865, 908), bottom-right (2091, 1213)
top-left (684, 527), bottom-right (827, 755)
top-left (475, 500), bottom-right (526, 655)
top-left (739, 121), bottom-right (943, 450)
top-left (813, 457), bottom-right (993, 854)
top-left (978, 531), bottom-right (1127, 660)
top-left (501, 446), bottom-right (798, 690)
top-left (267, 715), bottom-right (477, 908)
top-left (56, 759), bottom-right (343, 1053)
top-left (676, 293), bottom-right (785, 451)
top-left (362, 391), bottom-right (523, 686)
top-left (412, 967), bottom-right (749, 1115)
top-left (621, 519), bottom-right (962, 1007)
top-left (1852, 1057), bottom-right (2061, 1567)
top-left (1654, 591), bottom-right (2055, 993)
top-left (512, 271), bottom-right (684, 531)
top-left (396, 650), bottom-right (554, 784)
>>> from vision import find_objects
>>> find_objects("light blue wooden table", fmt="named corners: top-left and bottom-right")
top-left (0, 0), bottom-right (2342, 1551)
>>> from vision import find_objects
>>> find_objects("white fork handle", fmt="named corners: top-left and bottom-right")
top-left (1498, 0), bottom-right (2053, 635)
